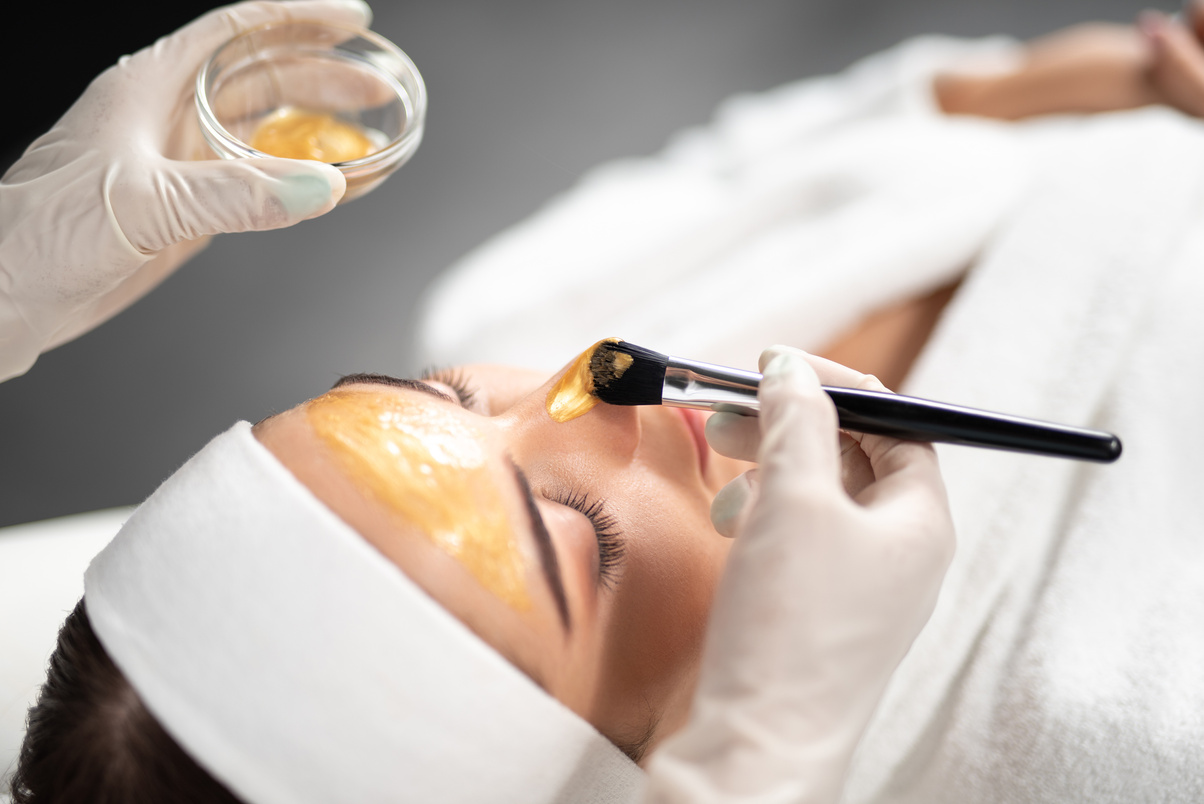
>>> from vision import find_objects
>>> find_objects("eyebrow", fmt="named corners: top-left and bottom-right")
top-left (331, 372), bottom-right (455, 403)
top-left (511, 460), bottom-right (571, 632)
top-left (333, 372), bottom-right (572, 632)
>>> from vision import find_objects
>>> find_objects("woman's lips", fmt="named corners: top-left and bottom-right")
top-left (674, 407), bottom-right (711, 477)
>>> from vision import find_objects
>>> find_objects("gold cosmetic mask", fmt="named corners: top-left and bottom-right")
top-left (545, 337), bottom-right (631, 423)
top-left (251, 107), bottom-right (377, 163)
top-left (306, 388), bottom-right (530, 610)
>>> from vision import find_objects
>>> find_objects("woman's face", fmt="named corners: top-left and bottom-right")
top-left (253, 358), bottom-right (752, 759)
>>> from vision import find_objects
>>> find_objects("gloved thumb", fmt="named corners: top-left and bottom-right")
top-left (114, 157), bottom-right (346, 254)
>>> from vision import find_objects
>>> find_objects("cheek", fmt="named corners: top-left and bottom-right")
top-left (592, 479), bottom-right (728, 722)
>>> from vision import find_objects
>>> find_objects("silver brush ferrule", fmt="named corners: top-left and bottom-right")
top-left (662, 357), bottom-right (762, 414)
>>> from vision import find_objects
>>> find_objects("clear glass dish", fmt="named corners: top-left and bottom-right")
top-left (196, 20), bottom-right (426, 203)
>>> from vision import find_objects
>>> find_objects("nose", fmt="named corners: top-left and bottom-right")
top-left (556, 396), bottom-right (644, 458)
top-left (500, 370), bottom-right (643, 466)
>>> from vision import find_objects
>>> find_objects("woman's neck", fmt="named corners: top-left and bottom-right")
top-left (817, 279), bottom-right (959, 392)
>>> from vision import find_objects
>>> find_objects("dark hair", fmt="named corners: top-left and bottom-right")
top-left (10, 598), bottom-right (242, 804)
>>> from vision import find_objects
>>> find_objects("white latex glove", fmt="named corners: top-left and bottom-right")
top-left (0, 0), bottom-right (373, 382)
top-left (644, 347), bottom-right (955, 804)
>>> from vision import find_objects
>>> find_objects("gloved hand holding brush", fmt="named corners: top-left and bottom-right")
top-left (644, 346), bottom-right (955, 804)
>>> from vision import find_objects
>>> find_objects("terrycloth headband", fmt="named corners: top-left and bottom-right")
top-left (84, 421), bottom-right (643, 804)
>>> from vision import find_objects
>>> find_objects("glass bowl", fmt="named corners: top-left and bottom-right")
top-left (196, 20), bottom-right (426, 203)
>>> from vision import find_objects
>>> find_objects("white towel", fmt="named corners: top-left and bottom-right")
top-left (415, 35), bottom-right (1204, 802)
top-left (415, 36), bottom-right (1028, 373)
top-left (846, 106), bottom-right (1204, 804)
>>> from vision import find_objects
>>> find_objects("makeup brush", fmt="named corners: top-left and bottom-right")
top-left (588, 340), bottom-right (1122, 463)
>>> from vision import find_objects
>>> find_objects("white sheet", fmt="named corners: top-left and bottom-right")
top-left (0, 507), bottom-right (131, 790)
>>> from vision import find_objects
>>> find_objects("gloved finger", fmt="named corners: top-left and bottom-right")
top-left (708, 404), bottom-right (874, 496)
top-left (128, 0), bottom-right (373, 105)
top-left (760, 347), bottom-right (935, 503)
top-left (756, 348), bottom-right (842, 491)
top-left (704, 411), bottom-right (760, 462)
top-left (710, 469), bottom-right (759, 537)
top-left (838, 431), bottom-right (876, 497)
top-left (853, 435), bottom-right (946, 516)
top-left (844, 374), bottom-right (944, 513)
top-left (809, 367), bottom-right (944, 509)
top-left (759, 344), bottom-right (892, 392)
top-left (113, 157), bottom-right (345, 253)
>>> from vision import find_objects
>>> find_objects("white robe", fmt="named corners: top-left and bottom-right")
top-left (415, 35), bottom-right (1204, 803)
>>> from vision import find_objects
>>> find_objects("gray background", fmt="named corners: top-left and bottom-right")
top-left (0, 0), bottom-right (1154, 527)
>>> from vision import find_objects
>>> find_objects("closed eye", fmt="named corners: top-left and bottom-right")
top-left (420, 366), bottom-right (480, 409)
top-left (552, 489), bottom-right (626, 589)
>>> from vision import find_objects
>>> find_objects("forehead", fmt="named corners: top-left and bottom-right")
top-left (255, 387), bottom-right (536, 610)
top-left (308, 386), bottom-right (489, 466)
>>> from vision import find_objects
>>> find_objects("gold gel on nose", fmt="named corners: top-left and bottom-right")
top-left (307, 388), bottom-right (530, 610)
top-left (545, 337), bottom-right (632, 423)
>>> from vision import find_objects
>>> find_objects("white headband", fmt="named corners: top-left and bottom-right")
top-left (84, 421), bottom-right (643, 804)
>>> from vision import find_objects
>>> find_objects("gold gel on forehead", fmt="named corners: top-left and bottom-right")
top-left (545, 337), bottom-right (631, 423)
top-left (306, 388), bottom-right (530, 610)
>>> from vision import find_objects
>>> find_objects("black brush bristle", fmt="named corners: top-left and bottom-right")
top-left (589, 340), bottom-right (668, 406)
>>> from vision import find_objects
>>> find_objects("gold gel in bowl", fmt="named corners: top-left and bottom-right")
top-left (250, 107), bottom-right (378, 162)
top-left (196, 20), bottom-right (426, 203)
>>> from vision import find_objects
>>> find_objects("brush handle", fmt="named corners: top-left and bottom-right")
top-left (662, 358), bottom-right (1121, 463)
top-left (823, 387), bottom-right (1121, 462)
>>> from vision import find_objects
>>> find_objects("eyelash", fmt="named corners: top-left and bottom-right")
top-left (553, 489), bottom-right (626, 589)
top-left (420, 366), bottom-right (479, 408)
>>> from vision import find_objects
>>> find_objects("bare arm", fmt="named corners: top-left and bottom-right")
top-left (935, 5), bottom-right (1204, 121)
top-left (935, 23), bottom-right (1158, 120)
